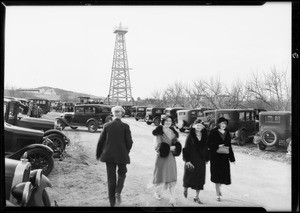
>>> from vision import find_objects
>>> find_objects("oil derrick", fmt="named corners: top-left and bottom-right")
top-left (108, 23), bottom-right (133, 105)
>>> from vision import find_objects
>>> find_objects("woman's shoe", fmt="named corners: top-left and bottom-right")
top-left (154, 192), bottom-right (162, 200)
top-left (169, 198), bottom-right (176, 206)
top-left (193, 197), bottom-right (203, 204)
top-left (183, 189), bottom-right (188, 198)
top-left (216, 196), bottom-right (221, 202)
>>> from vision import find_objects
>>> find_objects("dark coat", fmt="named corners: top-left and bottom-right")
top-left (208, 127), bottom-right (235, 185)
top-left (182, 128), bottom-right (208, 190)
top-left (96, 118), bottom-right (133, 164)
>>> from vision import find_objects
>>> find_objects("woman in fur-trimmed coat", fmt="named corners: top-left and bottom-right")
top-left (209, 117), bottom-right (235, 202)
top-left (182, 118), bottom-right (209, 204)
top-left (152, 115), bottom-right (180, 205)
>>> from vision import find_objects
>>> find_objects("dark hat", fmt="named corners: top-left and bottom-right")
top-left (217, 117), bottom-right (229, 124)
top-left (193, 118), bottom-right (205, 126)
top-left (159, 142), bottom-right (170, 158)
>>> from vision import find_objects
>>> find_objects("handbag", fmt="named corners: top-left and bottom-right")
top-left (216, 145), bottom-right (229, 154)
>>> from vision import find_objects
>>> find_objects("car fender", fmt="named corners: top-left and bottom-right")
top-left (55, 117), bottom-right (70, 126)
top-left (7, 144), bottom-right (53, 160)
top-left (86, 118), bottom-right (99, 127)
top-left (44, 129), bottom-right (70, 145)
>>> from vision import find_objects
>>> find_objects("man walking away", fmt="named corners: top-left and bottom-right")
top-left (96, 106), bottom-right (133, 207)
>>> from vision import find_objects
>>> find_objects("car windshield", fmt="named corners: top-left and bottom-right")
top-left (137, 108), bottom-right (145, 111)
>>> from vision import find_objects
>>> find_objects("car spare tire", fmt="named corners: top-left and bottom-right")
top-left (261, 130), bottom-right (278, 146)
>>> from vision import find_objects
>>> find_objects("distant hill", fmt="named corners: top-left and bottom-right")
top-left (4, 86), bottom-right (107, 103)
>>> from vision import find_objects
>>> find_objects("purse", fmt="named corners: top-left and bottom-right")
top-left (216, 145), bottom-right (229, 154)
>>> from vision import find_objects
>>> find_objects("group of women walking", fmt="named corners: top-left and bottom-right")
top-left (151, 115), bottom-right (236, 206)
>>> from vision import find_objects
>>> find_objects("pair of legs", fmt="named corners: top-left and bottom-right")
top-left (106, 162), bottom-right (127, 207)
top-left (154, 183), bottom-right (176, 205)
top-left (183, 187), bottom-right (203, 204)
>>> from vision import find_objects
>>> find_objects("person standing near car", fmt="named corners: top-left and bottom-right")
top-left (208, 117), bottom-right (235, 202)
top-left (182, 118), bottom-right (209, 204)
top-left (96, 106), bottom-right (133, 207)
top-left (27, 100), bottom-right (33, 117)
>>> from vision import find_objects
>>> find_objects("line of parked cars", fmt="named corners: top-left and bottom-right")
top-left (129, 105), bottom-right (291, 152)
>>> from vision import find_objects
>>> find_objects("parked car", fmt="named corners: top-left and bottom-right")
top-left (56, 104), bottom-right (113, 133)
top-left (5, 156), bottom-right (55, 206)
top-left (131, 106), bottom-right (148, 121)
top-left (122, 105), bottom-right (133, 117)
top-left (144, 107), bottom-right (165, 126)
top-left (176, 108), bottom-right (211, 132)
top-left (4, 99), bottom-right (70, 157)
top-left (28, 98), bottom-right (51, 114)
top-left (200, 109), bottom-right (259, 145)
top-left (4, 122), bottom-right (54, 176)
top-left (253, 111), bottom-right (291, 151)
top-left (163, 107), bottom-right (187, 126)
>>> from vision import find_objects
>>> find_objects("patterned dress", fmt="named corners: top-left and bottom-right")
top-left (152, 127), bottom-right (177, 189)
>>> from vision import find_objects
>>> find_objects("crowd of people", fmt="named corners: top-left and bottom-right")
top-left (96, 106), bottom-right (235, 207)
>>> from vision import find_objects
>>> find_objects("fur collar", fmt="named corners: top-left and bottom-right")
top-left (152, 125), bottom-right (179, 138)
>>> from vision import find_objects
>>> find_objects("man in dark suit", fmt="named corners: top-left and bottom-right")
top-left (96, 106), bottom-right (133, 207)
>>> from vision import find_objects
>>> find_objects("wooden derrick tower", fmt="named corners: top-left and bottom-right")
top-left (108, 23), bottom-right (133, 105)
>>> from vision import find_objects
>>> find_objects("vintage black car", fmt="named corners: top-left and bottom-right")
top-left (56, 104), bottom-right (113, 133)
top-left (28, 98), bottom-right (51, 114)
top-left (131, 106), bottom-right (148, 121)
top-left (144, 107), bottom-right (165, 126)
top-left (200, 109), bottom-right (259, 145)
top-left (5, 157), bottom-right (54, 206)
top-left (163, 107), bottom-right (187, 126)
top-left (4, 122), bottom-right (54, 176)
top-left (122, 105), bottom-right (133, 117)
top-left (4, 99), bottom-right (70, 156)
top-left (253, 111), bottom-right (291, 150)
top-left (176, 108), bottom-right (211, 132)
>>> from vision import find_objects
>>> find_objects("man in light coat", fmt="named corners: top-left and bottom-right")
top-left (96, 106), bottom-right (133, 207)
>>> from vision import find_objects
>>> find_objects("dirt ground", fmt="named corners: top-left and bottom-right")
top-left (43, 112), bottom-right (292, 211)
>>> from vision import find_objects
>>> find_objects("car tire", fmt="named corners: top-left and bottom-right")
top-left (258, 142), bottom-right (267, 150)
top-left (56, 120), bottom-right (65, 130)
top-left (88, 121), bottom-right (98, 133)
top-left (146, 121), bottom-right (152, 125)
top-left (26, 148), bottom-right (54, 176)
top-left (70, 126), bottom-right (78, 129)
top-left (47, 133), bottom-right (66, 155)
top-left (153, 117), bottom-right (161, 126)
top-left (261, 130), bottom-right (278, 146)
top-left (237, 130), bottom-right (247, 146)
top-left (42, 190), bottom-right (51, 206)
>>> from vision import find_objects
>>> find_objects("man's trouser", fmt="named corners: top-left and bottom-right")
top-left (106, 162), bottom-right (127, 207)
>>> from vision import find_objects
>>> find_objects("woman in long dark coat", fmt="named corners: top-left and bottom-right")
top-left (208, 117), bottom-right (235, 202)
top-left (182, 118), bottom-right (209, 204)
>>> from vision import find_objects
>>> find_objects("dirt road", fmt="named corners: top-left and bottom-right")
top-left (47, 115), bottom-right (291, 211)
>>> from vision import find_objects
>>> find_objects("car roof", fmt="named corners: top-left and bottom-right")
top-left (75, 104), bottom-right (111, 107)
top-left (260, 111), bottom-right (291, 115)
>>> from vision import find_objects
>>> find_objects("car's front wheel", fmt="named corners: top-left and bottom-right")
top-left (88, 121), bottom-right (98, 133)
top-left (47, 133), bottom-right (66, 155)
top-left (237, 130), bottom-right (247, 146)
top-left (26, 149), bottom-right (54, 176)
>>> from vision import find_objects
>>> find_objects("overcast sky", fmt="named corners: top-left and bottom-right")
top-left (4, 2), bottom-right (291, 99)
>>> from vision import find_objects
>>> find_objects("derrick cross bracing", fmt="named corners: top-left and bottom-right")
top-left (108, 23), bottom-right (133, 105)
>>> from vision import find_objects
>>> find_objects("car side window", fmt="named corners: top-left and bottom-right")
top-left (239, 112), bottom-right (245, 121)
top-left (246, 112), bottom-right (252, 121)
top-left (85, 107), bottom-right (95, 114)
top-left (76, 106), bottom-right (84, 113)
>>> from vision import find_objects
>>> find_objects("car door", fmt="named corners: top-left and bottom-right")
top-left (72, 106), bottom-right (85, 125)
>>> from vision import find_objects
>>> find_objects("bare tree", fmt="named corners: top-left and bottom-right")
top-left (223, 81), bottom-right (246, 109)
top-left (163, 82), bottom-right (186, 107)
